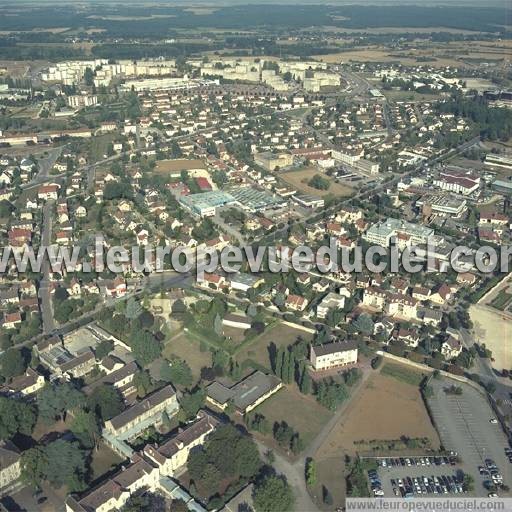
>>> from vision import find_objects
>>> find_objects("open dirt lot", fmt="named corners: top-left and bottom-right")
top-left (280, 168), bottom-right (353, 198)
top-left (470, 304), bottom-right (512, 371)
top-left (234, 321), bottom-right (314, 369)
top-left (314, 372), bottom-right (440, 460)
top-left (154, 158), bottom-right (206, 174)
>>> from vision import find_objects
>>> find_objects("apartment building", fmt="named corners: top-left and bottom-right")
top-left (316, 292), bottom-right (346, 319)
top-left (310, 341), bottom-right (358, 371)
top-left (254, 151), bottom-right (293, 171)
top-left (0, 441), bottom-right (20, 492)
top-left (65, 454), bottom-right (159, 512)
top-left (143, 411), bottom-right (219, 476)
top-left (104, 385), bottom-right (179, 439)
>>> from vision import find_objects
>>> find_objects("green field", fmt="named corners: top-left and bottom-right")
top-left (234, 321), bottom-right (314, 370)
top-left (490, 291), bottom-right (512, 311)
top-left (162, 331), bottom-right (212, 383)
top-left (88, 133), bottom-right (117, 162)
top-left (380, 363), bottom-right (426, 387)
top-left (252, 385), bottom-right (333, 450)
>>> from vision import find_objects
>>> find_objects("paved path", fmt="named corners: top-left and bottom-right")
top-left (256, 441), bottom-right (319, 512)
top-left (253, 367), bottom-right (372, 512)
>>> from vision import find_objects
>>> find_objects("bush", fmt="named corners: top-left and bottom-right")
top-left (371, 355), bottom-right (382, 369)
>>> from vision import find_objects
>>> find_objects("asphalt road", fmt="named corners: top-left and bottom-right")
top-left (39, 201), bottom-right (55, 335)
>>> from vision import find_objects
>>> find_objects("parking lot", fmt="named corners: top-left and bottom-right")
top-left (427, 377), bottom-right (512, 497)
top-left (365, 455), bottom-right (466, 498)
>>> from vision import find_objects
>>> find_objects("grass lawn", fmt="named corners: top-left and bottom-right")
top-left (380, 362), bottom-right (427, 386)
top-left (234, 321), bottom-right (314, 370)
top-left (310, 456), bottom-right (346, 511)
top-left (490, 291), bottom-right (512, 311)
top-left (253, 384), bottom-right (333, 450)
top-left (162, 331), bottom-right (212, 382)
top-left (88, 133), bottom-right (116, 162)
top-left (90, 441), bottom-right (124, 482)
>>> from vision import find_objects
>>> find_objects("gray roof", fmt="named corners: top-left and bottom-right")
top-left (312, 340), bottom-right (358, 357)
top-left (0, 440), bottom-right (20, 470)
top-left (108, 384), bottom-right (176, 431)
top-left (207, 371), bottom-right (282, 412)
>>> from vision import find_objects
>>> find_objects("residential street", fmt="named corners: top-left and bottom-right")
top-left (39, 200), bottom-right (55, 334)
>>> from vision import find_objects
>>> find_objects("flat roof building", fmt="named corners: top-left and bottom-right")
top-left (363, 218), bottom-right (434, 247)
top-left (254, 151), bottom-right (293, 171)
top-left (179, 191), bottom-right (235, 217)
top-left (206, 371), bottom-right (282, 415)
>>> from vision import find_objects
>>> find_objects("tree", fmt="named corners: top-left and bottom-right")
top-left (286, 350), bottom-right (295, 384)
top-left (170, 500), bottom-right (189, 512)
top-left (70, 410), bottom-right (100, 449)
top-left (139, 310), bottom-right (155, 329)
top-left (187, 424), bottom-right (261, 499)
top-left (133, 370), bottom-right (153, 397)
top-left (308, 174), bottom-right (330, 191)
top-left (306, 458), bottom-right (317, 486)
top-left (84, 67), bottom-right (94, 86)
top-left (299, 367), bottom-right (312, 394)
top-left (322, 485), bottom-right (333, 505)
top-left (0, 397), bottom-right (36, 440)
top-left (87, 384), bottom-right (124, 422)
top-left (275, 347), bottom-right (285, 378)
top-left (315, 379), bottom-right (348, 411)
top-left (180, 389), bottom-right (205, 420)
top-left (123, 492), bottom-right (166, 512)
top-left (94, 339), bottom-right (113, 360)
top-left (125, 297), bottom-right (142, 320)
top-left (44, 439), bottom-right (88, 492)
top-left (213, 313), bottom-right (223, 337)
top-left (235, 435), bottom-right (261, 478)
top-left (353, 313), bottom-right (374, 335)
top-left (130, 330), bottom-right (161, 366)
top-left (37, 383), bottom-right (85, 423)
top-left (0, 348), bottom-right (26, 380)
top-left (164, 359), bottom-right (193, 388)
top-left (371, 355), bottom-right (382, 369)
top-left (22, 440), bottom-right (88, 492)
top-left (20, 446), bottom-right (47, 487)
top-left (253, 475), bottom-right (294, 512)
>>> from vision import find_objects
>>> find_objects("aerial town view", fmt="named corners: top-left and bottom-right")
top-left (0, 0), bottom-right (512, 510)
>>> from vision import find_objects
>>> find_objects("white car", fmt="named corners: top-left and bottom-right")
top-left (490, 418), bottom-right (498, 424)
top-left (488, 493), bottom-right (499, 498)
